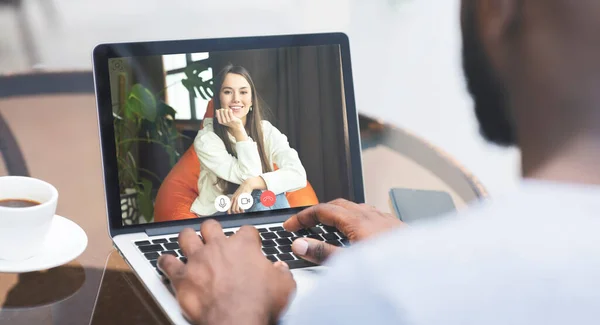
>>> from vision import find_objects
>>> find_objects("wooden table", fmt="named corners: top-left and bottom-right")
top-left (0, 71), bottom-right (486, 325)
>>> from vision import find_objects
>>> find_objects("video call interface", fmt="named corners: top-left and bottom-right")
top-left (108, 44), bottom-right (353, 226)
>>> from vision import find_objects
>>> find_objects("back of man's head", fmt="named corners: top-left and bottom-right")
top-left (461, 0), bottom-right (600, 148)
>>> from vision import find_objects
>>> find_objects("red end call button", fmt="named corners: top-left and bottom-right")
top-left (260, 191), bottom-right (276, 207)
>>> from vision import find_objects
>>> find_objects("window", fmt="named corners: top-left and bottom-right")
top-left (163, 53), bottom-right (213, 120)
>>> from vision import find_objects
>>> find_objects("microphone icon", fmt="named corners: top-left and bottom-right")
top-left (214, 195), bottom-right (230, 212)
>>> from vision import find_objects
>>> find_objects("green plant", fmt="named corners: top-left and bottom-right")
top-left (114, 83), bottom-right (182, 222)
top-left (113, 60), bottom-right (214, 223)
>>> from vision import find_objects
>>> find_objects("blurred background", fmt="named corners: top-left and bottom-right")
top-left (0, 0), bottom-right (520, 197)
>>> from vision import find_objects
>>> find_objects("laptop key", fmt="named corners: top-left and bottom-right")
top-left (152, 238), bottom-right (168, 244)
top-left (336, 232), bottom-right (348, 239)
top-left (322, 233), bottom-right (339, 241)
top-left (290, 237), bottom-right (302, 243)
top-left (277, 231), bottom-right (293, 238)
top-left (168, 237), bottom-right (179, 242)
top-left (269, 226), bottom-right (284, 232)
top-left (309, 227), bottom-right (324, 234)
top-left (179, 257), bottom-right (188, 264)
top-left (257, 228), bottom-right (268, 233)
top-left (144, 252), bottom-right (160, 260)
top-left (326, 240), bottom-right (343, 247)
top-left (266, 255), bottom-right (278, 263)
top-left (261, 232), bottom-right (277, 240)
top-left (284, 259), bottom-right (317, 269)
top-left (156, 268), bottom-right (164, 276)
top-left (162, 251), bottom-right (178, 257)
top-left (164, 242), bottom-right (179, 250)
top-left (150, 260), bottom-right (158, 267)
top-left (278, 245), bottom-right (292, 253)
top-left (296, 229), bottom-right (310, 236)
top-left (307, 234), bottom-right (323, 241)
top-left (139, 244), bottom-right (163, 253)
top-left (341, 238), bottom-right (350, 246)
top-left (135, 240), bottom-right (151, 246)
top-left (262, 247), bottom-right (278, 255)
top-left (262, 240), bottom-right (277, 247)
top-left (277, 253), bottom-right (294, 261)
top-left (177, 249), bottom-right (184, 256)
top-left (322, 225), bottom-right (338, 233)
top-left (224, 231), bottom-right (234, 236)
top-left (276, 238), bottom-right (292, 246)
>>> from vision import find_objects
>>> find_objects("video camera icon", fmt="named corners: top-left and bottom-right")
top-left (237, 193), bottom-right (254, 210)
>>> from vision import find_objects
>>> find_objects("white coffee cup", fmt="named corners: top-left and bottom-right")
top-left (0, 176), bottom-right (58, 260)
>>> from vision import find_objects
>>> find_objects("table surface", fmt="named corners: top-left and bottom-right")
top-left (0, 85), bottom-right (485, 324)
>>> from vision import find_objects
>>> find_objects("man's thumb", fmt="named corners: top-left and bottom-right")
top-left (291, 238), bottom-right (339, 265)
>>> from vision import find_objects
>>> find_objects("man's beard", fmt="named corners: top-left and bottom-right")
top-left (461, 8), bottom-right (517, 147)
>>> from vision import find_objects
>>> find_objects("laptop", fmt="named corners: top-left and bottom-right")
top-left (92, 32), bottom-right (364, 324)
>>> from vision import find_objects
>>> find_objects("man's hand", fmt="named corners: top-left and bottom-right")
top-left (157, 221), bottom-right (296, 325)
top-left (283, 199), bottom-right (403, 265)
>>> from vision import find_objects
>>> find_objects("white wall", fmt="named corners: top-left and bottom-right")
top-left (0, 0), bottom-right (521, 196)
top-left (346, 0), bottom-right (521, 196)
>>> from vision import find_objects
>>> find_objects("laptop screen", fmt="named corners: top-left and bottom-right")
top-left (100, 37), bottom-right (361, 227)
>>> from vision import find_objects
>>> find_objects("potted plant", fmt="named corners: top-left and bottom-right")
top-left (113, 60), bottom-right (213, 224)
top-left (114, 81), bottom-right (182, 224)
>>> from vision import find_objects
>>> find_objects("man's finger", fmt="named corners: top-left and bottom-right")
top-left (283, 203), bottom-right (349, 232)
top-left (236, 225), bottom-right (261, 247)
top-left (273, 261), bottom-right (290, 272)
top-left (329, 198), bottom-right (362, 210)
top-left (200, 219), bottom-right (225, 243)
top-left (291, 238), bottom-right (339, 265)
top-left (178, 228), bottom-right (204, 257)
top-left (157, 254), bottom-right (185, 287)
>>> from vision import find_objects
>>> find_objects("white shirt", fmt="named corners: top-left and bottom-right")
top-left (284, 180), bottom-right (600, 324)
top-left (191, 118), bottom-right (307, 216)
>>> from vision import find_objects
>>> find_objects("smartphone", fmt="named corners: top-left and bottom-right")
top-left (389, 188), bottom-right (456, 223)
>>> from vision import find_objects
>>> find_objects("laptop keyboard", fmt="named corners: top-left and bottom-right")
top-left (133, 224), bottom-right (349, 276)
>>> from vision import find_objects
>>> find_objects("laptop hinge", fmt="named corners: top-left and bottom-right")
top-left (145, 213), bottom-right (293, 237)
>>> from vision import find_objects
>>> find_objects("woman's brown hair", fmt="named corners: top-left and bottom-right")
top-left (212, 64), bottom-right (273, 194)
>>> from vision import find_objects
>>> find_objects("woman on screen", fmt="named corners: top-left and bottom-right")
top-left (191, 64), bottom-right (307, 216)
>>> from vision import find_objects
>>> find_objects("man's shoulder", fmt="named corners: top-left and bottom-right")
top-left (290, 182), bottom-right (600, 325)
top-left (331, 181), bottom-right (600, 284)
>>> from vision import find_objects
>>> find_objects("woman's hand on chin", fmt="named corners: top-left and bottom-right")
top-left (216, 108), bottom-right (244, 130)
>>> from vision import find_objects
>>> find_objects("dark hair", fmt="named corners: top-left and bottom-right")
top-left (461, 2), bottom-right (517, 146)
top-left (212, 64), bottom-right (273, 193)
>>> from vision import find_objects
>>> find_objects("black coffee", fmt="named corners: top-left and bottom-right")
top-left (0, 199), bottom-right (41, 208)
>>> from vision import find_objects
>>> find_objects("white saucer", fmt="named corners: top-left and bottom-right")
top-left (0, 215), bottom-right (88, 273)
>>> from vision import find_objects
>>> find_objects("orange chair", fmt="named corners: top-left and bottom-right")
top-left (154, 100), bottom-right (319, 222)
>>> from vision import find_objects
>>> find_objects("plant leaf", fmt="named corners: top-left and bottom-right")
top-left (129, 84), bottom-right (157, 122)
top-left (137, 178), bottom-right (154, 222)
top-left (158, 101), bottom-right (177, 119)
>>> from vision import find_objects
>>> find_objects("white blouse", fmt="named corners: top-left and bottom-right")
top-left (190, 118), bottom-right (307, 216)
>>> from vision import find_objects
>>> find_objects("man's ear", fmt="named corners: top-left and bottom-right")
top-left (477, 0), bottom-right (522, 75)
top-left (478, 0), bottom-right (521, 37)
